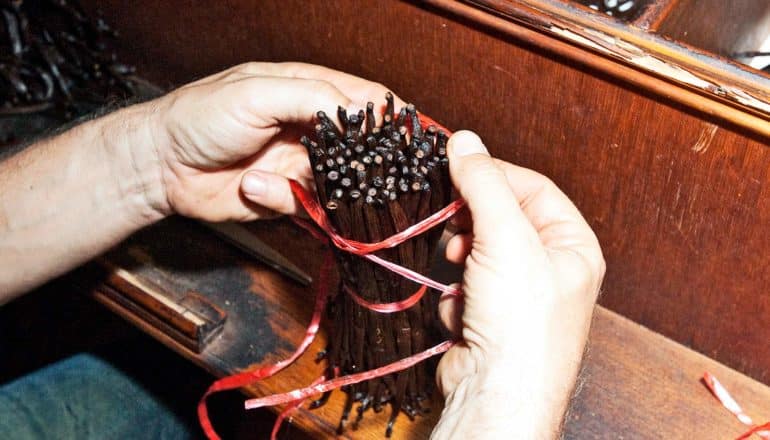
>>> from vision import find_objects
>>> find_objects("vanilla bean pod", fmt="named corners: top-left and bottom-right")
top-left (1, 0), bottom-right (136, 119)
top-left (307, 94), bottom-right (450, 437)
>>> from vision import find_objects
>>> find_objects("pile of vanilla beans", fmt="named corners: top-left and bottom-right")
top-left (302, 93), bottom-right (451, 436)
top-left (579, 0), bottom-right (643, 20)
top-left (0, 0), bottom-right (135, 118)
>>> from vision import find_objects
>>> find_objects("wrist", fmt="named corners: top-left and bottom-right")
top-left (98, 101), bottom-right (171, 224)
top-left (433, 360), bottom-right (569, 440)
top-left (433, 373), bottom-right (519, 439)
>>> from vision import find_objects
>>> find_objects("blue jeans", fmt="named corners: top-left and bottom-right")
top-left (0, 353), bottom-right (199, 439)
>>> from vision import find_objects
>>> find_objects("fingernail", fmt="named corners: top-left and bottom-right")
top-left (242, 172), bottom-right (266, 197)
top-left (452, 131), bottom-right (489, 157)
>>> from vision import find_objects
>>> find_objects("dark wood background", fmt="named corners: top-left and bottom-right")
top-left (81, 0), bottom-right (770, 384)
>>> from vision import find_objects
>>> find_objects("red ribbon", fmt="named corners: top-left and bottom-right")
top-left (245, 340), bottom-right (455, 410)
top-left (198, 114), bottom-right (463, 440)
top-left (290, 181), bottom-right (464, 297)
top-left (197, 250), bottom-right (334, 440)
top-left (270, 374), bottom-right (328, 439)
top-left (346, 284), bottom-right (428, 314)
top-left (703, 372), bottom-right (770, 439)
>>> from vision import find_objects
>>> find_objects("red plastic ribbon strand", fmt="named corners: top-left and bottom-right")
top-left (197, 250), bottom-right (333, 440)
top-left (702, 372), bottom-right (770, 439)
top-left (291, 178), bottom-right (466, 258)
top-left (270, 374), bottom-right (328, 440)
top-left (346, 284), bottom-right (428, 313)
top-left (289, 180), bottom-right (464, 298)
top-left (740, 423), bottom-right (770, 440)
top-left (245, 340), bottom-right (456, 410)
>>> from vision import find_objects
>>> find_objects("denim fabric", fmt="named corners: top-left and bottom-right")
top-left (0, 353), bottom-right (198, 439)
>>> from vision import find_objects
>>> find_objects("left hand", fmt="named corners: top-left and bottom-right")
top-left (140, 62), bottom-right (405, 222)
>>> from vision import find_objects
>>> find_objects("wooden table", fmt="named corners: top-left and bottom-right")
top-left (83, 217), bottom-right (770, 439)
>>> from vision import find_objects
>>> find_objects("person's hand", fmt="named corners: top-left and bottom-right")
top-left (136, 62), bottom-right (404, 222)
top-left (432, 131), bottom-right (605, 439)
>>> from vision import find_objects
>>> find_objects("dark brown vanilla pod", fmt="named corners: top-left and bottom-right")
top-left (0, 0), bottom-right (138, 120)
top-left (575, 0), bottom-right (646, 21)
top-left (306, 94), bottom-right (451, 437)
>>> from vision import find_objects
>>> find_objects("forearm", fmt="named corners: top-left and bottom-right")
top-left (0, 103), bottom-right (166, 302)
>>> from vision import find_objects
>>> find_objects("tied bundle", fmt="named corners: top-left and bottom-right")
top-left (301, 93), bottom-right (451, 436)
top-left (197, 95), bottom-right (464, 440)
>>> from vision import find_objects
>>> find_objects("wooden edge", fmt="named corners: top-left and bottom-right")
top-left (92, 287), bottom-right (219, 372)
top-left (432, 0), bottom-right (770, 138)
top-left (93, 262), bottom-right (227, 353)
top-left (502, 0), bottom-right (770, 94)
top-left (633, 0), bottom-right (679, 31)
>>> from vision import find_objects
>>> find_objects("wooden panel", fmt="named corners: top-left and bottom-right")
top-left (89, 217), bottom-right (770, 438)
top-left (657, 0), bottom-right (770, 57)
top-left (81, 1), bottom-right (770, 384)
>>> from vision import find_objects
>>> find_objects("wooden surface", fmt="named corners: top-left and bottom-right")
top-left (90, 217), bottom-right (770, 439)
top-left (81, 0), bottom-right (770, 385)
top-left (655, 0), bottom-right (770, 58)
top-left (570, 306), bottom-right (770, 440)
top-left (94, 262), bottom-right (226, 353)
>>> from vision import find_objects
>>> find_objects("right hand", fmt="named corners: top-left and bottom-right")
top-left (432, 131), bottom-right (605, 439)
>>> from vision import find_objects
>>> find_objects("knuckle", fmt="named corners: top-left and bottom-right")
top-left (308, 79), bottom-right (338, 98)
top-left (460, 157), bottom-right (506, 184)
top-left (594, 251), bottom-right (607, 282)
top-left (573, 249), bottom-right (605, 295)
top-left (236, 61), bottom-right (261, 74)
top-left (525, 168), bottom-right (558, 194)
top-left (368, 82), bottom-right (388, 96)
top-left (278, 61), bottom-right (304, 72)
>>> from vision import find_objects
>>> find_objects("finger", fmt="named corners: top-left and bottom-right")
top-left (447, 131), bottom-right (540, 248)
top-left (438, 286), bottom-right (463, 338)
top-left (165, 76), bottom-right (353, 158)
top-left (241, 170), bottom-right (304, 216)
top-left (232, 76), bottom-right (353, 128)
top-left (201, 62), bottom-right (408, 126)
top-left (445, 232), bottom-right (472, 264)
top-left (494, 160), bottom-right (604, 276)
top-left (229, 62), bottom-right (407, 108)
top-left (447, 205), bottom-right (471, 232)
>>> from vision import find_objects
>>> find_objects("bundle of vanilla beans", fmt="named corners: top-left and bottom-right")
top-left (579, 0), bottom-right (643, 20)
top-left (301, 93), bottom-right (451, 436)
top-left (0, 0), bottom-right (135, 118)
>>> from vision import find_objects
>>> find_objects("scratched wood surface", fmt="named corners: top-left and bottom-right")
top-left (90, 217), bottom-right (770, 439)
top-left (81, 0), bottom-right (770, 385)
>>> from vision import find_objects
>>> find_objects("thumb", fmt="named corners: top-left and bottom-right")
top-left (448, 131), bottom-right (522, 243)
top-left (240, 170), bottom-right (303, 216)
